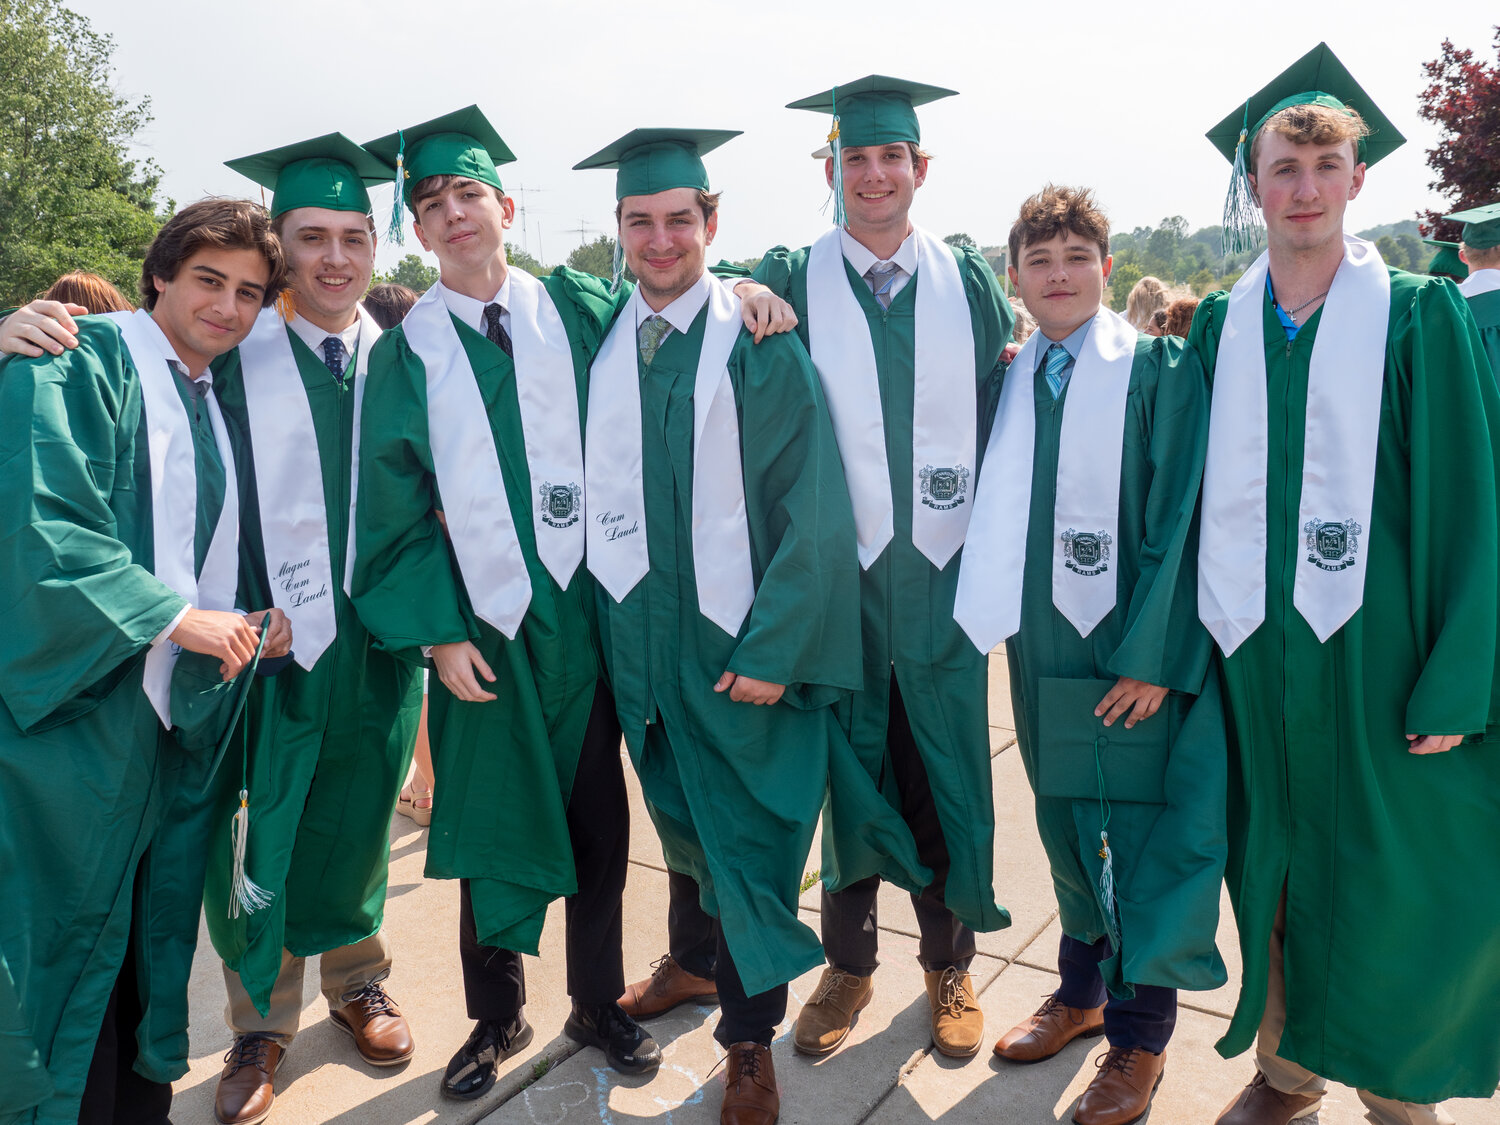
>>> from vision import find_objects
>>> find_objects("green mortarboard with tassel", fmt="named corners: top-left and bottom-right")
top-left (1206, 43), bottom-right (1405, 257)
top-left (1423, 239), bottom-right (1469, 281)
top-left (573, 127), bottom-right (740, 200)
top-left (1444, 202), bottom-right (1500, 251)
top-left (225, 133), bottom-right (393, 218)
top-left (364, 106), bottom-right (516, 246)
top-left (787, 75), bottom-right (957, 228)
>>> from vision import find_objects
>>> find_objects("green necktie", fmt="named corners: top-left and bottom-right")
top-left (638, 314), bottom-right (672, 367)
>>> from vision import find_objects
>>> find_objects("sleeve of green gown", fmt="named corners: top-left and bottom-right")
top-left (724, 331), bottom-right (863, 702)
top-left (1396, 276), bottom-right (1500, 735)
top-left (1185, 291), bottom-right (1230, 382)
top-left (960, 246), bottom-right (1015, 453)
top-left (543, 266), bottom-right (631, 359)
top-left (750, 246), bottom-right (797, 300)
top-left (1107, 337), bottom-right (1213, 694)
top-left (711, 259), bottom-right (754, 281)
top-left (0, 328), bottom-right (188, 731)
top-left (349, 329), bottom-right (474, 658)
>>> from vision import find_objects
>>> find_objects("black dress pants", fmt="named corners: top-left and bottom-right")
top-left (459, 680), bottom-right (629, 1020)
top-left (1057, 933), bottom-right (1177, 1054)
top-left (822, 673), bottom-right (976, 975)
top-left (78, 925), bottom-right (173, 1125)
top-left (662, 871), bottom-right (785, 1048)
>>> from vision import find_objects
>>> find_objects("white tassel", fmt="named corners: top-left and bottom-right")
top-left (228, 788), bottom-right (274, 919)
top-left (1098, 829), bottom-right (1119, 941)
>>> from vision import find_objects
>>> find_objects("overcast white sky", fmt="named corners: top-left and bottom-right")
top-left (69, 0), bottom-right (1495, 273)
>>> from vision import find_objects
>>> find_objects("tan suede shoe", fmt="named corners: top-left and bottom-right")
top-left (1073, 1046), bottom-right (1166, 1125)
top-left (793, 967), bottom-right (873, 1056)
top-left (994, 993), bottom-right (1106, 1062)
top-left (925, 967), bottom-right (984, 1058)
top-left (214, 1035), bottom-right (283, 1125)
top-left (1215, 1071), bottom-right (1322, 1125)
top-left (720, 1042), bottom-right (779, 1125)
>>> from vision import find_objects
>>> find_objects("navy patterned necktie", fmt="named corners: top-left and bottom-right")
top-left (321, 336), bottom-right (345, 382)
top-left (484, 303), bottom-right (513, 357)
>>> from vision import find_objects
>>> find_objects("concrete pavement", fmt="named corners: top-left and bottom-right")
top-left (168, 653), bottom-right (1500, 1124)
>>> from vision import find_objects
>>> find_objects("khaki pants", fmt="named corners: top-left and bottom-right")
top-left (222, 932), bottom-right (392, 1044)
top-left (1257, 895), bottom-right (1454, 1125)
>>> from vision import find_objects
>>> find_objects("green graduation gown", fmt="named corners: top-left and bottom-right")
top-left (750, 243), bottom-right (1013, 931)
top-left (352, 267), bottom-right (624, 953)
top-left (1190, 272), bottom-right (1500, 1102)
top-left (0, 318), bottom-right (232, 1123)
top-left (204, 325), bottom-right (422, 1014)
top-left (1006, 334), bottom-right (1228, 998)
top-left (1464, 281), bottom-right (1500, 379)
top-left (594, 308), bottom-right (924, 997)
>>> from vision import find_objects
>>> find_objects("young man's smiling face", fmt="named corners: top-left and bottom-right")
top-left (1009, 232), bottom-right (1111, 342)
top-left (279, 206), bottom-right (375, 332)
top-left (828, 143), bottom-right (926, 241)
top-left (618, 186), bottom-right (716, 311)
top-left (1250, 131), bottom-right (1365, 256)
top-left (411, 177), bottom-right (514, 288)
top-left (151, 246), bottom-right (270, 374)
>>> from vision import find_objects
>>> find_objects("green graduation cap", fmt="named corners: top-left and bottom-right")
top-left (225, 133), bottom-right (392, 217)
top-left (1444, 201), bottom-right (1500, 251)
top-left (365, 105), bottom-right (516, 244)
top-left (1423, 239), bottom-right (1469, 281)
top-left (1207, 43), bottom-right (1406, 255)
top-left (573, 128), bottom-right (741, 200)
top-left (786, 74), bottom-right (957, 150)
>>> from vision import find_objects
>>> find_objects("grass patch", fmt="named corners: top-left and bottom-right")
top-left (800, 867), bottom-right (821, 894)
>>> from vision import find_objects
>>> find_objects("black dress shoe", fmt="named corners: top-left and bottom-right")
top-left (563, 1001), bottom-right (663, 1075)
top-left (441, 1014), bottom-right (534, 1100)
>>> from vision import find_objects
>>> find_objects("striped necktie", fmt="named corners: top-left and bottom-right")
top-left (1043, 342), bottom-right (1074, 399)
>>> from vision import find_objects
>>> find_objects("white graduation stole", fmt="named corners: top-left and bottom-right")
top-left (404, 283), bottom-right (523, 639)
top-left (953, 308), bottom-right (1138, 652)
top-left (1199, 235), bottom-right (1389, 655)
top-left (586, 279), bottom-right (754, 636)
top-left (108, 310), bottom-right (240, 728)
top-left (806, 225), bottom-right (976, 570)
top-left (1459, 269), bottom-right (1500, 298)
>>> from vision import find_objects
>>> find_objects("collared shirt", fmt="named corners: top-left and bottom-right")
top-left (840, 227), bottom-right (919, 303)
top-left (440, 275), bottom-right (512, 338)
top-left (287, 307), bottom-right (362, 367)
top-left (634, 270), bottom-right (715, 345)
top-left (1033, 317), bottom-right (1095, 395)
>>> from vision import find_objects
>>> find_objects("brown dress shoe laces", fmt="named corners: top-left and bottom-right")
top-left (341, 978), bottom-right (401, 1022)
top-left (935, 967), bottom-right (972, 1019)
top-left (1094, 1046), bottom-right (1142, 1076)
top-left (222, 1034), bottom-right (277, 1077)
top-left (722, 1044), bottom-right (774, 1094)
top-left (809, 968), bottom-right (864, 1005)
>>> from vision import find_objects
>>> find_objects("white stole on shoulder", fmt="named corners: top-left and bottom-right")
top-left (806, 225), bottom-right (976, 570)
top-left (586, 279), bottom-right (753, 636)
top-left (1459, 269), bottom-right (1500, 298)
top-left (236, 307), bottom-right (382, 669)
top-left (954, 308), bottom-right (1138, 653)
top-left (108, 309), bottom-right (240, 727)
top-left (1199, 235), bottom-right (1389, 655)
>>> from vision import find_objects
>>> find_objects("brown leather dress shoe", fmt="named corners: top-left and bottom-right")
top-left (1073, 1046), bottom-right (1166, 1125)
top-left (619, 954), bottom-right (719, 1020)
top-left (329, 977), bottom-right (415, 1065)
top-left (994, 993), bottom-right (1106, 1062)
top-left (1215, 1070), bottom-right (1322, 1125)
top-left (214, 1035), bottom-right (283, 1125)
top-left (793, 967), bottom-right (873, 1056)
top-left (925, 967), bottom-right (984, 1058)
top-left (720, 1042), bottom-right (779, 1125)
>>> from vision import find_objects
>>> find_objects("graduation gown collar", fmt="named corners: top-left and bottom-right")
top-left (1459, 269), bottom-right (1500, 299)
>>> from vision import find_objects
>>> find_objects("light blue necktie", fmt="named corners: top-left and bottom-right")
top-left (866, 261), bottom-right (901, 309)
top-left (1043, 342), bottom-right (1074, 400)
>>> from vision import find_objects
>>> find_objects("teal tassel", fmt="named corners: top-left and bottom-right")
top-left (829, 113), bottom-right (848, 230)
top-left (386, 130), bottom-right (407, 247)
top-left (609, 237), bottom-right (624, 295)
top-left (1094, 736), bottom-right (1121, 946)
top-left (1221, 103), bottom-right (1263, 257)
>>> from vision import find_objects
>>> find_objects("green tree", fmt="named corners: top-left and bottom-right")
top-left (943, 232), bottom-right (977, 248)
top-left (507, 244), bottom-right (550, 277)
top-left (0, 0), bottom-right (165, 305)
top-left (567, 234), bottom-right (628, 282)
top-left (372, 253), bottom-right (439, 292)
top-left (1106, 260), bottom-right (1143, 312)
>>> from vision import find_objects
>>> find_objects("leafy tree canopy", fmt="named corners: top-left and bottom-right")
top-left (1418, 26), bottom-right (1500, 240)
top-left (371, 254), bottom-right (438, 292)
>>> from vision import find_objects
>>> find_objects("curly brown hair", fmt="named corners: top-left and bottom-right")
top-left (1250, 103), bottom-right (1370, 172)
top-left (1008, 185), bottom-right (1110, 268)
top-left (139, 197), bottom-right (286, 311)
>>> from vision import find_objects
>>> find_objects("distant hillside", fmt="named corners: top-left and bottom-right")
top-left (1356, 219), bottom-right (1423, 241)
